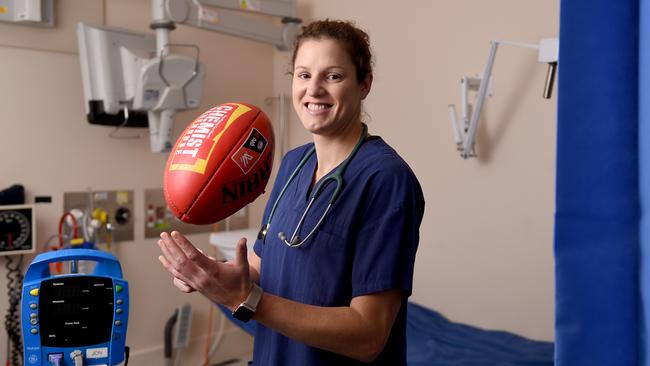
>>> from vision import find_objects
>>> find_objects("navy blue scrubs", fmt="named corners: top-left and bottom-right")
top-left (252, 136), bottom-right (425, 365)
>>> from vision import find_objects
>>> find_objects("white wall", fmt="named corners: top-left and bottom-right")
top-left (278, 0), bottom-right (559, 341)
top-left (0, 0), bottom-right (275, 363)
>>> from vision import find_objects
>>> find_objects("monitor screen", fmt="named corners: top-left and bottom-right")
top-left (39, 276), bottom-right (114, 347)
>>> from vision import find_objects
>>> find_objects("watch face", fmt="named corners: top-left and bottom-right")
top-left (233, 306), bottom-right (255, 322)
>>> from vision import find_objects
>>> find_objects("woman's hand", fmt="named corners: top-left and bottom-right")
top-left (157, 231), bottom-right (252, 310)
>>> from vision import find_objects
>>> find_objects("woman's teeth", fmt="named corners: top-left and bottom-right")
top-left (307, 103), bottom-right (331, 111)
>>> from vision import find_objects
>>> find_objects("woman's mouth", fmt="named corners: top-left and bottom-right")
top-left (305, 102), bottom-right (333, 115)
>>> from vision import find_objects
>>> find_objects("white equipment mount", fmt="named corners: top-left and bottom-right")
top-left (448, 38), bottom-right (559, 159)
top-left (78, 0), bottom-right (300, 153)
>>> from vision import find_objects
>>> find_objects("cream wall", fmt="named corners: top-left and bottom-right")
top-left (276, 0), bottom-right (559, 341)
top-left (0, 1), bottom-right (557, 363)
top-left (0, 0), bottom-right (275, 363)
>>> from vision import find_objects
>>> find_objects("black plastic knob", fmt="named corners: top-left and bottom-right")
top-left (115, 207), bottom-right (131, 225)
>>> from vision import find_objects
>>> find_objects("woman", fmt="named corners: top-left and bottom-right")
top-left (158, 19), bottom-right (425, 365)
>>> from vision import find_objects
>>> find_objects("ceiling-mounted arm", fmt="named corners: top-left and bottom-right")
top-left (154, 0), bottom-right (301, 51)
top-left (181, 6), bottom-right (300, 51)
top-left (194, 0), bottom-right (298, 18)
top-left (141, 0), bottom-right (299, 152)
top-left (76, 1), bottom-right (301, 154)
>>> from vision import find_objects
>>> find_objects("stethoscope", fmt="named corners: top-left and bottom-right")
top-left (257, 124), bottom-right (369, 248)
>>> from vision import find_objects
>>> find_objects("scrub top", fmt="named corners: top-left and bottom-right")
top-left (252, 136), bottom-right (425, 366)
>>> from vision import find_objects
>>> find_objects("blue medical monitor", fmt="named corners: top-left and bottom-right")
top-left (22, 249), bottom-right (128, 366)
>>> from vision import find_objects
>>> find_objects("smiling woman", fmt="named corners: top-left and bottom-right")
top-left (290, 21), bottom-right (373, 144)
top-left (292, 39), bottom-right (370, 146)
top-left (157, 19), bottom-right (425, 366)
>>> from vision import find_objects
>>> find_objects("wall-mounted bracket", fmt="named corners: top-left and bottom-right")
top-left (449, 75), bottom-right (493, 157)
top-left (448, 38), bottom-right (558, 159)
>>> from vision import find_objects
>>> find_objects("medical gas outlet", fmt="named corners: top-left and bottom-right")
top-left (63, 190), bottom-right (134, 243)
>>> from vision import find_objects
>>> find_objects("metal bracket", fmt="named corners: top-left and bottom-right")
top-left (157, 43), bottom-right (200, 89)
top-left (448, 38), bottom-right (558, 159)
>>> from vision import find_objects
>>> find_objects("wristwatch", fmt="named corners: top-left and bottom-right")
top-left (232, 283), bottom-right (263, 322)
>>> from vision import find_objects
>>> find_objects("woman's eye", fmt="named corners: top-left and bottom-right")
top-left (327, 74), bottom-right (342, 81)
top-left (297, 73), bottom-right (310, 79)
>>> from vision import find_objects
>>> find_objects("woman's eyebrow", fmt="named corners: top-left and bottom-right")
top-left (294, 65), bottom-right (346, 71)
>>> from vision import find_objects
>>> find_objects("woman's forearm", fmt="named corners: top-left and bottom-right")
top-left (252, 289), bottom-right (401, 362)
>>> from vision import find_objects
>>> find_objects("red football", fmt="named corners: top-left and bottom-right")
top-left (164, 102), bottom-right (274, 225)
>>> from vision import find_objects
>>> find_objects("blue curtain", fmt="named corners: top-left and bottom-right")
top-left (556, 0), bottom-right (640, 365)
top-left (641, 0), bottom-right (650, 364)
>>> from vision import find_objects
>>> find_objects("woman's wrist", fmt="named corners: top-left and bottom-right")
top-left (228, 281), bottom-right (255, 311)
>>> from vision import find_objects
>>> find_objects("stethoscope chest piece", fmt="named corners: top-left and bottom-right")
top-left (258, 223), bottom-right (270, 241)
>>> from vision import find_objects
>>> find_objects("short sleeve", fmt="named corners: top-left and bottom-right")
top-left (351, 166), bottom-right (425, 298)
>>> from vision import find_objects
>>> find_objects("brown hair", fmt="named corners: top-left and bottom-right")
top-left (291, 19), bottom-right (373, 83)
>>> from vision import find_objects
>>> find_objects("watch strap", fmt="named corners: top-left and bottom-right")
top-left (242, 283), bottom-right (263, 311)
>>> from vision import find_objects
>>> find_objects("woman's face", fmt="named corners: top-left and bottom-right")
top-left (292, 38), bottom-right (371, 137)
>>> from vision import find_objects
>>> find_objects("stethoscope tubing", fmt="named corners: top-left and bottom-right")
top-left (259, 123), bottom-right (369, 248)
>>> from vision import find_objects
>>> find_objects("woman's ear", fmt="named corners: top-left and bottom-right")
top-left (360, 73), bottom-right (373, 100)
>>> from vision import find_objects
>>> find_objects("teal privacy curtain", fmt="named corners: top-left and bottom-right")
top-left (556, 0), bottom-right (645, 365)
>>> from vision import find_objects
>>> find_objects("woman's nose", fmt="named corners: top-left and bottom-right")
top-left (306, 78), bottom-right (325, 96)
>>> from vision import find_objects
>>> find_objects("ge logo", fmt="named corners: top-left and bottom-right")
top-left (28, 354), bottom-right (38, 364)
